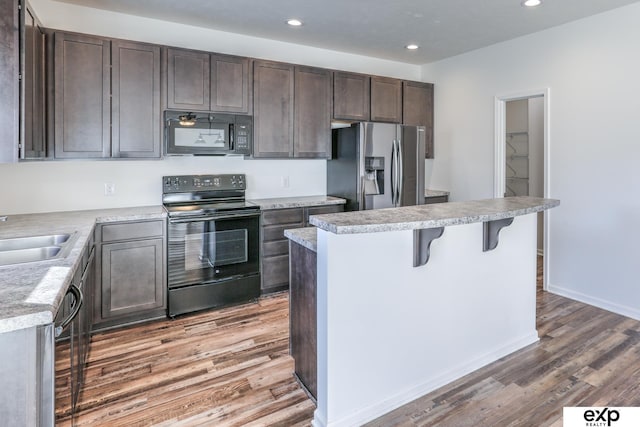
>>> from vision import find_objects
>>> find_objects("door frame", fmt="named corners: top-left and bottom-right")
top-left (493, 88), bottom-right (551, 289)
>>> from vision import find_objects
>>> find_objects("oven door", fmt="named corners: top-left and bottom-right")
top-left (167, 211), bottom-right (260, 289)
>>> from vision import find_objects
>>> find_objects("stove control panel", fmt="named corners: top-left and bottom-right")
top-left (163, 174), bottom-right (246, 193)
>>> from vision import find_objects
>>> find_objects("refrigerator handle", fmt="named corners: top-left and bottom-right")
top-left (397, 138), bottom-right (404, 206)
top-left (360, 175), bottom-right (366, 210)
top-left (391, 140), bottom-right (397, 205)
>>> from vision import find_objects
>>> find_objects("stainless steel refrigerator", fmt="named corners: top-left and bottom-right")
top-left (327, 122), bottom-right (425, 211)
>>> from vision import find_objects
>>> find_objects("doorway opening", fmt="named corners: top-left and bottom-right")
top-left (494, 89), bottom-right (550, 290)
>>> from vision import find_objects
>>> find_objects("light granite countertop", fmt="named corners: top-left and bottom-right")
top-left (284, 227), bottom-right (318, 252)
top-left (248, 195), bottom-right (345, 210)
top-left (425, 189), bottom-right (450, 198)
top-left (309, 196), bottom-right (559, 235)
top-left (0, 206), bottom-right (165, 334)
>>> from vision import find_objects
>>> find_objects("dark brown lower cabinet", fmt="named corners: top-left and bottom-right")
top-left (260, 203), bottom-right (344, 294)
top-left (93, 219), bottom-right (166, 331)
top-left (424, 195), bottom-right (449, 204)
top-left (289, 240), bottom-right (317, 400)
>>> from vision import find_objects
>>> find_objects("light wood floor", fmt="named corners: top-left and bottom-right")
top-left (56, 259), bottom-right (640, 426)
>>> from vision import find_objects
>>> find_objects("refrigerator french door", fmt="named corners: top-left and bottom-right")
top-left (328, 122), bottom-right (425, 211)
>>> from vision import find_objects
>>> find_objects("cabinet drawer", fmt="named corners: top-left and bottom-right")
top-left (306, 204), bottom-right (344, 217)
top-left (263, 240), bottom-right (289, 257)
top-left (424, 196), bottom-right (448, 205)
top-left (262, 208), bottom-right (304, 226)
top-left (101, 220), bottom-right (164, 242)
top-left (263, 223), bottom-right (303, 243)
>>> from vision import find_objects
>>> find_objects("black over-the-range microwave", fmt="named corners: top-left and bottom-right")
top-left (164, 111), bottom-right (252, 156)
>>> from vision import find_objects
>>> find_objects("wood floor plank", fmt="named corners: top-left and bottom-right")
top-left (57, 258), bottom-right (640, 427)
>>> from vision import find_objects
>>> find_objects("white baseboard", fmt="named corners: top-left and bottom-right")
top-left (548, 284), bottom-right (640, 321)
top-left (313, 332), bottom-right (539, 427)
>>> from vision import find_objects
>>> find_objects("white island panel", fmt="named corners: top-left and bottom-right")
top-left (314, 214), bottom-right (538, 427)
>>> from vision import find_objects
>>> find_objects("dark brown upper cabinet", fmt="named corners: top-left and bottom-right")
top-left (211, 53), bottom-right (251, 114)
top-left (370, 76), bottom-right (402, 123)
top-left (0, 0), bottom-right (21, 163)
top-left (53, 32), bottom-right (162, 159)
top-left (166, 48), bottom-right (251, 114)
top-left (403, 81), bottom-right (434, 158)
top-left (333, 71), bottom-right (370, 121)
top-left (294, 66), bottom-right (331, 158)
top-left (112, 40), bottom-right (161, 158)
top-left (53, 32), bottom-right (111, 159)
top-left (254, 62), bottom-right (331, 159)
top-left (253, 60), bottom-right (294, 158)
top-left (166, 48), bottom-right (210, 111)
top-left (21, 2), bottom-right (46, 159)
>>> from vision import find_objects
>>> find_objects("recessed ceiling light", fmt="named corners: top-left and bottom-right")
top-left (522, 0), bottom-right (542, 7)
top-left (406, 44), bottom-right (419, 50)
top-left (287, 19), bottom-right (303, 27)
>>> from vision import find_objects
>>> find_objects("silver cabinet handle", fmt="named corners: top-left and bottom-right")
top-left (55, 284), bottom-right (83, 338)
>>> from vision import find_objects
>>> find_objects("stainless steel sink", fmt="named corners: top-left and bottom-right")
top-left (0, 246), bottom-right (62, 266)
top-left (0, 233), bottom-right (71, 252)
top-left (0, 233), bottom-right (76, 267)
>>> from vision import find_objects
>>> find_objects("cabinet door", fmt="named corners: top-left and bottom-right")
top-left (333, 72), bottom-right (370, 121)
top-left (0, 0), bottom-right (19, 163)
top-left (211, 54), bottom-right (251, 114)
top-left (111, 40), bottom-right (161, 158)
top-left (294, 66), bottom-right (331, 158)
top-left (21, 4), bottom-right (46, 159)
top-left (403, 81), bottom-right (434, 158)
top-left (253, 60), bottom-right (294, 158)
top-left (53, 32), bottom-right (110, 158)
top-left (166, 48), bottom-right (210, 110)
top-left (370, 76), bottom-right (402, 123)
top-left (101, 238), bottom-right (164, 320)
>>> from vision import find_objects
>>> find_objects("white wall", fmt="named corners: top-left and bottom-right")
top-left (422, 3), bottom-right (640, 319)
top-left (0, 0), bottom-right (421, 215)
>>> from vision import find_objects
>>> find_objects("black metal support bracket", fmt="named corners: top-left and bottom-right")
top-left (413, 227), bottom-right (445, 267)
top-left (483, 217), bottom-right (514, 252)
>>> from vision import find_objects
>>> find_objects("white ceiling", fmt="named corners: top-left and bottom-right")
top-left (55, 0), bottom-right (640, 64)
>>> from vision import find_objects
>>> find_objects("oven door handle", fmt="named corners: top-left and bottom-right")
top-left (168, 211), bottom-right (261, 223)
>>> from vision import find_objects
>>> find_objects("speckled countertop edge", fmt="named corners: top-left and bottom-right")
top-left (248, 195), bottom-right (346, 210)
top-left (0, 206), bottom-right (165, 334)
top-left (309, 197), bottom-right (559, 235)
top-left (284, 227), bottom-right (317, 252)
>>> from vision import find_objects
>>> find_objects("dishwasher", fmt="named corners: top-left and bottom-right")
top-left (54, 245), bottom-right (95, 421)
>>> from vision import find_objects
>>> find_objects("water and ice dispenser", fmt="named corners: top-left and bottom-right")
top-left (364, 156), bottom-right (384, 195)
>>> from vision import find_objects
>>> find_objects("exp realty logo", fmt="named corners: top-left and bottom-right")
top-left (583, 408), bottom-right (619, 426)
top-left (564, 407), bottom-right (640, 427)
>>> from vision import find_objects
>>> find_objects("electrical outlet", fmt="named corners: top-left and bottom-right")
top-left (104, 183), bottom-right (116, 196)
top-left (281, 176), bottom-right (290, 188)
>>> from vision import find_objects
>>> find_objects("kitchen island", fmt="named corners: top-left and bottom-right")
top-left (286, 196), bottom-right (559, 427)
